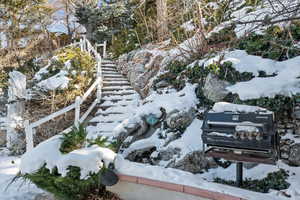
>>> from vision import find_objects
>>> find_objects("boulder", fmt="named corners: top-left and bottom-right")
top-left (158, 148), bottom-right (181, 161)
top-left (34, 193), bottom-right (56, 200)
top-left (203, 73), bottom-right (231, 102)
top-left (166, 109), bottom-right (195, 131)
top-left (171, 151), bottom-right (209, 174)
top-left (289, 143), bottom-right (300, 166)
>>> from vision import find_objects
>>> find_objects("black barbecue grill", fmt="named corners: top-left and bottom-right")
top-left (202, 107), bottom-right (280, 165)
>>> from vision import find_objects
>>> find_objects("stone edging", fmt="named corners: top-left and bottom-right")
top-left (117, 174), bottom-right (245, 200)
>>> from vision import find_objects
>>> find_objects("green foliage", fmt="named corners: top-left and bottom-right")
top-left (60, 125), bottom-right (87, 154)
top-left (75, 1), bottom-right (135, 43)
top-left (237, 24), bottom-right (300, 61)
top-left (87, 137), bottom-right (118, 152)
top-left (18, 58), bottom-right (41, 77)
top-left (110, 29), bottom-right (139, 57)
top-left (206, 61), bottom-right (253, 84)
top-left (214, 169), bottom-right (290, 193)
top-left (0, 69), bottom-right (9, 89)
top-left (233, 95), bottom-right (295, 119)
top-left (57, 47), bottom-right (95, 72)
top-left (22, 165), bottom-right (103, 200)
top-left (208, 26), bottom-right (236, 46)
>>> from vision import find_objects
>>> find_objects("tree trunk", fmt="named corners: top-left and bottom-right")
top-left (156, 0), bottom-right (168, 41)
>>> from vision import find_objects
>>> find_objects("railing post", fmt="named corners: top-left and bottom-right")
top-left (80, 38), bottom-right (83, 51)
top-left (103, 41), bottom-right (107, 58)
top-left (97, 56), bottom-right (102, 103)
top-left (25, 120), bottom-right (34, 152)
top-left (74, 96), bottom-right (81, 128)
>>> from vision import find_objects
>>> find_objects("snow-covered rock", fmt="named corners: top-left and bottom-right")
top-left (203, 73), bottom-right (231, 102)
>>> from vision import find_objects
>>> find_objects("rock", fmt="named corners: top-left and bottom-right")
top-left (155, 80), bottom-right (169, 89)
top-left (116, 119), bottom-right (148, 149)
top-left (171, 151), bottom-right (209, 173)
top-left (126, 146), bottom-right (156, 163)
top-left (288, 143), bottom-right (300, 166)
top-left (8, 71), bottom-right (27, 101)
top-left (34, 193), bottom-right (56, 200)
top-left (203, 73), bottom-right (231, 102)
top-left (166, 109), bottom-right (195, 130)
top-left (293, 110), bottom-right (300, 120)
top-left (0, 129), bottom-right (6, 146)
top-left (158, 148), bottom-right (180, 161)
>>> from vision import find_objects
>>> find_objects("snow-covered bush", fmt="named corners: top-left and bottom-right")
top-left (19, 127), bottom-right (116, 200)
top-left (33, 46), bottom-right (95, 106)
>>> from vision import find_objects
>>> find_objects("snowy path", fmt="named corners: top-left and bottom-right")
top-left (0, 156), bottom-right (43, 200)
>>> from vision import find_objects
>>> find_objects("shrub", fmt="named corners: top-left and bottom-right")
top-left (60, 125), bottom-right (87, 154)
top-left (22, 165), bottom-right (104, 200)
top-left (232, 94), bottom-right (295, 119)
top-left (214, 169), bottom-right (290, 193)
top-left (237, 24), bottom-right (300, 61)
top-left (0, 68), bottom-right (9, 90)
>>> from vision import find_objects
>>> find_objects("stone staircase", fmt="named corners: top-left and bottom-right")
top-left (86, 60), bottom-right (140, 139)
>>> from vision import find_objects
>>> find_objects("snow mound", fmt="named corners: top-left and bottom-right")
top-left (20, 135), bottom-right (116, 179)
top-left (212, 102), bottom-right (268, 113)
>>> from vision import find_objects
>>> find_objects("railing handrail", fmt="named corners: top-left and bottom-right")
top-left (25, 36), bottom-right (106, 152)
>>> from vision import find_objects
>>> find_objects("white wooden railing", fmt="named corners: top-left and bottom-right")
top-left (24, 37), bottom-right (107, 152)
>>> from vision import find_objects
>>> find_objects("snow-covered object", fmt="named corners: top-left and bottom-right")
top-left (8, 71), bottom-right (27, 101)
top-left (212, 102), bottom-right (268, 113)
top-left (200, 50), bottom-right (300, 100)
top-left (37, 70), bottom-right (70, 91)
top-left (20, 135), bottom-right (116, 179)
top-left (207, 0), bottom-right (300, 38)
top-left (113, 84), bottom-right (198, 137)
top-left (201, 50), bottom-right (283, 76)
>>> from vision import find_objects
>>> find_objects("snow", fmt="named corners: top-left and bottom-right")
top-left (20, 135), bottom-right (116, 179)
top-left (37, 70), bottom-right (70, 91)
top-left (164, 119), bottom-right (203, 159)
top-left (212, 102), bottom-right (268, 113)
top-left (0, 156), bottom-right (43, 200)
top-left (208, 132), bottom-right (233, 138)
top-left (113, 83), bottom-right (198, 138)
top-left (114, 156), bottom-right (298, 200)
top-left (201, 49), bottom-right (300, 100)
top-left (181, 20), bottom-right (195, 32)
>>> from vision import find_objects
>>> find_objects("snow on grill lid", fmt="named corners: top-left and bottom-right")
top-left (211, 102), bottom-right (270, 113)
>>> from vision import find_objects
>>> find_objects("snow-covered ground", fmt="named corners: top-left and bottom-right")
top-left (0, 155), bottom-right (43, 200)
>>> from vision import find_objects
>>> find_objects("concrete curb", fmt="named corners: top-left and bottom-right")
top-left (117, 174), bottom-right (245, 200)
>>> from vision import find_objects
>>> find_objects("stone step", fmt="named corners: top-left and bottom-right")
top-left (103, 75), bottom-right (124, 79)
top-left (103, 82), bottom-right (130, 87)
top-left (102, 91), bottom-right (136, 96)
top-left (102, 94), bottom-right (139, 101)
top-left (103, 78), bottom-right (128, 82)
top-left (102, 69), bottom-right (118, 73)
top-left (102, 63), bottom-right (116, 67)
top-left (102, 87), bottom-right (134, 92)
top-left (92, 113), bottom-right (132, 122)
top-left (102, 70), bottom-right (119, 74)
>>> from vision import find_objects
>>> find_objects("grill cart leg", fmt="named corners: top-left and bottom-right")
top-left (236, 162), bottom-right (243, 187)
